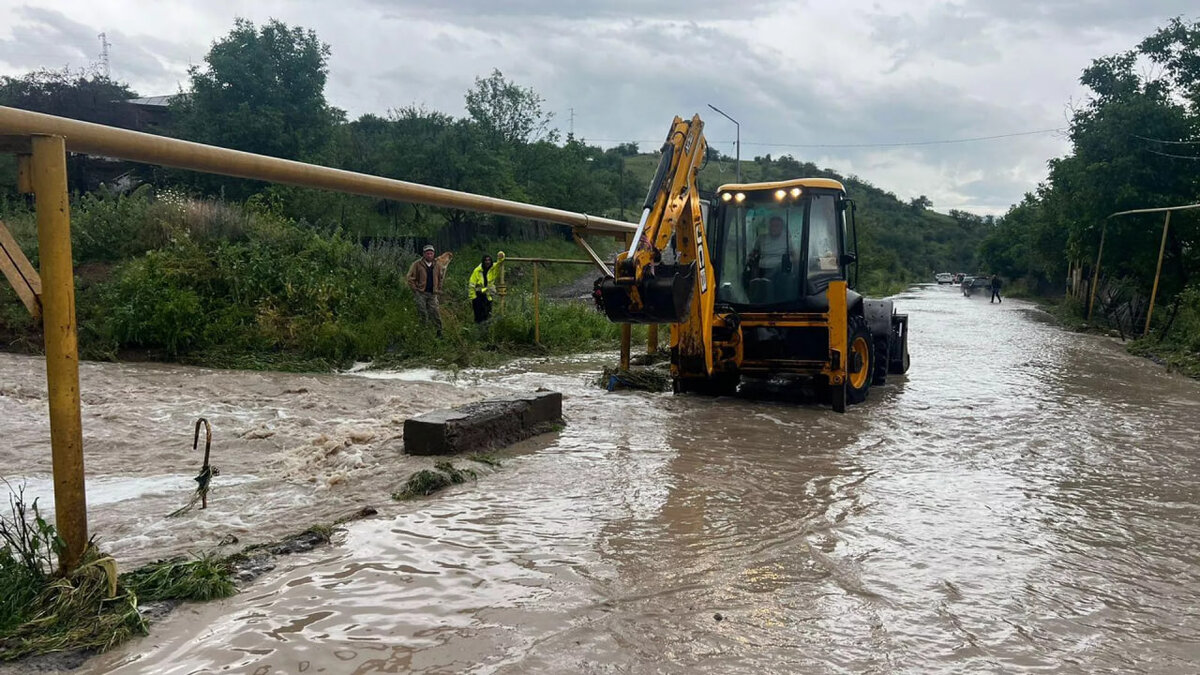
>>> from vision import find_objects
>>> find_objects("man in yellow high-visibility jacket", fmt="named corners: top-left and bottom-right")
top-left (469, 251), bottom-right (505, 323)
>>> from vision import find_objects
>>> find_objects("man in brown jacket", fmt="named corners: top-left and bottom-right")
top-left (407, 244), bottom-right (447, 336)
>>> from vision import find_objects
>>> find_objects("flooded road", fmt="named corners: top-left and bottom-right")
top-left (6, 285), bottom-right (1200, 673)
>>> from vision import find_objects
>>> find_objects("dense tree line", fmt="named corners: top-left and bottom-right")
top-left (979, 18), bottom-right (1200, 313)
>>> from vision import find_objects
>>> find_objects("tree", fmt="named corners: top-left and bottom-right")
top-left (464, 69), bottom-right (557, 146)
top-left (0, 69), bottom-right (139, 192)
top-left (1139, 17), bottom-right (1200, 112)
top-left (0, 68), bottom-right (137, 126)
top-left (172, 18), bottom-right (343, 166)
top-left (614, 142), bottom-right (640, 156)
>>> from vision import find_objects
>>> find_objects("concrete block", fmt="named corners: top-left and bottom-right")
top-left (514, 390), bottom-right (563, 427)
top-left (403, 390), bottom-right (564, 456)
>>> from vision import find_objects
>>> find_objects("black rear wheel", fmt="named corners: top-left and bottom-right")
top-left (888, 330), bottom-right (911, 375)
top-left (872, 335), bottom-right (890, 385)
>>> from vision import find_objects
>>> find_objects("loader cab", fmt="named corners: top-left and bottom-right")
top-left (709, 179), bottom-right (856, 312)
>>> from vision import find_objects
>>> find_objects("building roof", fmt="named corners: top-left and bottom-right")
top-left (124, 95), bottom-right (176, 107)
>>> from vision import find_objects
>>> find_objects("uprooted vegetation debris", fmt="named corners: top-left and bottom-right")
top-left (0, 483), bottom-right (373, 665)
top-left (392, 462), bottom-right (479, 500)
top-left (466, 452), bottom-right (503, 468)
top-left (593, 349), bottom-right (672, 392)
top-left (0, 488), bottom-right (145, 662)
top-left (119, 555), bottom-right (237, 603)
top-left (596, 365), bottom-right (672, 392)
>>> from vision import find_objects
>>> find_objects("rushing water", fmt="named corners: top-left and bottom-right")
top-left (6, 285), bottom-right (1200, 673)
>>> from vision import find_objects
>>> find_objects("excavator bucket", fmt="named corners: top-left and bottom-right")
top-left (598, 263), bottom-right (696, 324)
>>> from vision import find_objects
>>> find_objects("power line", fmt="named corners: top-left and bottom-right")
top-left (743, 128), bottom-right (1064, 149)
top-left (1145, 147), bottom-right (1200, 160)
top-left (1131, 132), bottom-right (1200, 145)
top-left (581, 127), bottom-right (1064, 150)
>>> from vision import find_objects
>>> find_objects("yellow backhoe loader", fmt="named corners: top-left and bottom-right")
top-left (597, 115), bottom-right (910, 412)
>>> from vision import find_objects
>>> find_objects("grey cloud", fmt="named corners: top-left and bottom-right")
top-left (0, 6), bottom-right (194, 95)
top-left (425, 13), bottom-right (1057, 212)
top-left (0, 6), bottom-right (94, 72)
top-left (957, 0), bottom-right (1198, 32)
top-left (372, 0), bottom-right (787, 21)
top-left (869, 9), bottom-right (1001, 70)
top-left (871, 0), bottom-right (1198, 69)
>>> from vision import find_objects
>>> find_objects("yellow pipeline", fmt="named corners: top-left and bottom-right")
top-left (0, 106), bottom-right (636, 235)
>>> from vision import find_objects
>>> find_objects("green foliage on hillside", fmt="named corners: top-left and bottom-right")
top-left (0, 190), bottom-right (630, 369)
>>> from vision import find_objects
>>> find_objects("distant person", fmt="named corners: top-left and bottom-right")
top-left (407, 244), bottom-right (448, 336)
top-left (990, 274), bottom-right (1002, 303)
top-left (469, 251), bottom-right (505, 323)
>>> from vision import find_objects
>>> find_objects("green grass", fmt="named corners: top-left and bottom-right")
top-left (302, 524), bottom-right (334, 542)
top-left (120, 555), bottom-right (237, 603)
top-left (1127, 340), bottom-right (1200, 379)
top-left (0, 488), bottom-right (146, 661)
top-left (466, 452), bottom-right (503, 467)
top-left (0, 485), bottom-right (351, 664)
top-left (1127, 287), bottom-right (1200, 379)
top-left (0, 548), bottom-right (145, 661)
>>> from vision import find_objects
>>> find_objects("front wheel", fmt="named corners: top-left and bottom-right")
top-left (847, 315), bottom-right (874, 405)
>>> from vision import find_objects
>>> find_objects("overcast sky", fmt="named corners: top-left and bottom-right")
top-left (1, 1), bottom-right (1195, 215)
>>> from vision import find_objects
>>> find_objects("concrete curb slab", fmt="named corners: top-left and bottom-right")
top-left (403, 390), bottom-right (563, 456)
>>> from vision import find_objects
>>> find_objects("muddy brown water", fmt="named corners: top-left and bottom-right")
top-left (4, 285), bottom-right (1200, 673)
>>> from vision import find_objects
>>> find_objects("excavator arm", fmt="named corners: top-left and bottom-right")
top-left (598, 114), bottom-right (717, 375)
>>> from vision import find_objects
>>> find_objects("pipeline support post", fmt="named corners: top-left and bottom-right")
top-left (1087, 222), bottom-right (1105, 322)
top-left (532, 263), bottom-right (540, 345)
top-left (1144, 211), bottom-right (1171, 336)
top-left (620, 233), bottom-right (632, 370)
top-left (30, 134), bottom-right (87, 572)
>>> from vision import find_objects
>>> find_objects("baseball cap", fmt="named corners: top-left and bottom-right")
top-left (422, 244), bottom-right (435, 252)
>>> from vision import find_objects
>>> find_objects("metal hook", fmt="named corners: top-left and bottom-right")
top-left (192, 417), bottom-right (217, 509)
top-left (194, 417), bottom-right (212, 469)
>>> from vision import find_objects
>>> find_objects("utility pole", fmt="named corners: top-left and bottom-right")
top-left (569, 107), bottom-right (575, 138)
top-left (707, 104), bottom-right (740, 183)
top-left (619, 155), bottom-right (625, 220)
top-left (98, 33), bottom-right (111, 79)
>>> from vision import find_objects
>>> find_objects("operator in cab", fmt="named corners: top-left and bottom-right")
top-left (748, 215), bottom-right (795, 277)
